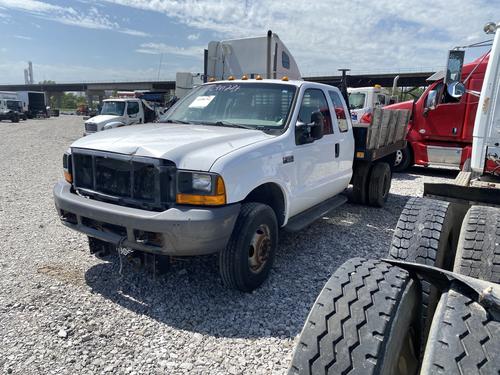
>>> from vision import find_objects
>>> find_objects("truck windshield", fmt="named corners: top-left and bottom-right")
top-left (348, 93), bottom-right (366, 110)
top-left (6, 100), bottom-right (21, 111)
top-left (162, 82), bottom-right (297, 129)
top-left (101, 101), bottom-right (125, 116)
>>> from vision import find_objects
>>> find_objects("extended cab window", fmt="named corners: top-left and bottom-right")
top-left (298, 89), bottom-right (333, 135)
top-left (329, 91), bottom-right (349, 132)
top-left (127, 101), bottom-right (139, 115)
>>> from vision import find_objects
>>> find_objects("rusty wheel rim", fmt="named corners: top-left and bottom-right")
top-left (248, 224), bottom-right (271, 274)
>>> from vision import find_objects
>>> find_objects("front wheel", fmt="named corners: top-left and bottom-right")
top-left (219, 202), bottom-right (278, 292)
top-left (393, 145), bottom-right (412, 172)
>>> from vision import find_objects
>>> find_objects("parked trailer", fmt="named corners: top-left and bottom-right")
top-left (289, 21), bottom-right (500, 375)
top-left (17, 91), bottom-right (47, 119)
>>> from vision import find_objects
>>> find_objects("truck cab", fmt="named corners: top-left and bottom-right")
top-left (388, 54), bottom-right (488, 171)
top-left (348, 86), bottom-right (391, 125)
top-left (84, 98), bottom-right (145, 135)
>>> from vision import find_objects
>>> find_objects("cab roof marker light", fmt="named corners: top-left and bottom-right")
top-left (255, 75), bottom-right (263, 80)
top-left (241, 75), bottom-right (248, 80)
top-left (281, 76), bottom-right (289, 81)
top-left (228, 75), bottom-right (235, 81)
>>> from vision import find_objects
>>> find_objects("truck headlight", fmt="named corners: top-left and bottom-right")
top-left (176, 171), bottom-right (226, 206)
top-left (63, 151), bottom-right (72, 183)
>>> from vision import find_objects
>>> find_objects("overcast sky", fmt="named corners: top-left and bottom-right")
top-left (0, 0), bottom-right (498, 83)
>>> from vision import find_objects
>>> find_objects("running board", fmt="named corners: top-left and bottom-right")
top-left (284, 195), bottom-right (347, 232)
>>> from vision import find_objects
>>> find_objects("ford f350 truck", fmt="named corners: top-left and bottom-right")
top-left (84, 98), bottom-right (154, 135)
top-left (54, 77), bottom-right (408, 292)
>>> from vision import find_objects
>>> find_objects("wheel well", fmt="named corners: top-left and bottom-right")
top-left (243, 183), bottom-right (286, 226)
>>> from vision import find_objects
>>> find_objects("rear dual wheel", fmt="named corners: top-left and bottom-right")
top-left (351, 161), bottom-right (391, 207)
top-left (289, 258), bottom-right (420, 375)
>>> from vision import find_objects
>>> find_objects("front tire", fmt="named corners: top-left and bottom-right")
top-left (393, 145), bottom-right (412, 172)
top-left (289, 258), bottom-right (420, 375)
top-left (219, 203), bottom-right (278, 292)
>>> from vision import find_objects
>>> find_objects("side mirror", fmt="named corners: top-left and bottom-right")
top-left (445, 50), bottom-right (465, 84)
top-left (446, 81), bottom-right (466, 99)
top-left (309, 111), bottom-right (324, 140)
top-left (295, 121), bottom-right (314, 145)
top-left (425, 90), bottom-right (437, 111)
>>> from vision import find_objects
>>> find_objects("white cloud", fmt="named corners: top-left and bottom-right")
top-left (0, 0), bottom-right (149, 36)
top-left (14, 35), bottom-right (33, 40)
top-left (136, 42), bottom-right (204, 58)
top-left (103, 0), bottom-right (498, 75)
top-left (187, 33), bottom-right (200, 40)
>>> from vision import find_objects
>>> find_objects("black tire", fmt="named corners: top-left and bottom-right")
top-left (454, 206), bottom-right (500, 283)
top-left (88, 236), bottom-right (116, 258)
top-left (389, 197), bottom-right (460, 335)
top-left (219, 202), bottom-right (277, 292)
top-left (368, 162), bottom-right (391, 207)
top-left (393, 145), bottom-right (412, 172)
top-left (11, 114), bottom-right (19, 123)
top-left (350, 161), bottom-right (371, 205)
top-left (421, 287), bottom-right (500, 374)
top-left (289, 258), bottom-right (420, 375)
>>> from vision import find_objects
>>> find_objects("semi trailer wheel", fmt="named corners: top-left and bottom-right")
top-left (88, 236), bottom-right (116, 258)
top-left (420, 287), bottom-right (500, 375)
top-left (454, 205), bottom-right (500, 283)
top-left (219, 203), bottom-right (278, 292)
top-left (289, 258), bottom-right (420, 375)
top-left (350, 161), bottom-right (371, 205)
top-left (388, 197), bottom-right (461, 338)
top-left (367, 162), bottom-right (391, 207)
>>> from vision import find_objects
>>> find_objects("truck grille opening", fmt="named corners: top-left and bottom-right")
top-left (71, 150), bottom-right (175, 211)
top-left (60, 210), bottom-right (77, 225)
top-left (81, 217), bottom-right (127, 237)
top-left (85, 123), bottom-right (97, 132)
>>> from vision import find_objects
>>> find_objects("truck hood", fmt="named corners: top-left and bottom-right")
top-left (71, 123), bottom-right (274, 171)
top-left (85, 115), bottom-right (124, 126)
top-left (384, 100), bottom-right (413, 111)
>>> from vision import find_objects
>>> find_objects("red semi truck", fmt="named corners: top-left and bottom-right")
top-left (389, 53), bottom-right (489, 171)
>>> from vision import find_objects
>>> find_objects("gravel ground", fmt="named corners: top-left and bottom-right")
top-left (0, 116), bottom-right (458, 374)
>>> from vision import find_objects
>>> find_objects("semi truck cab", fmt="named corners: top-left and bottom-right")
top-left (388, 54), bottom-right (488, 171)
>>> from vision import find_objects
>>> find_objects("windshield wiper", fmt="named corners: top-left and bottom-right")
top-left (164, 119), bottom-right (191, 124)
top-left (209, 120), bottom-right (254, 130)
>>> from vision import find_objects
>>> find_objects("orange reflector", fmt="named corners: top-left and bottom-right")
top-left (228, 75), bottom-right (235, 80)
top-left (255, 74), bottom-right (263, 80)
top-left (281, 76), bottom-right (289, 81)
top-left (241, 75), bottom-right (248, 80)
top-left (176, 193), bottom-right (226, 206)
top-left (208, 77), bottom-right (216, 82)
top-left (356, 151), bottom-right (365, 159)
top-left (64, 170), bottom-right (73, 183)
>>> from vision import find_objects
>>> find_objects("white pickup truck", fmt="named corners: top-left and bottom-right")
top-left (84, 98), bottom-right (145, 135)
top-left (54, 78), bottom-right (408, 291)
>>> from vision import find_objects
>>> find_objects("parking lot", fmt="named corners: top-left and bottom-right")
top-left (0, 116), bottom-right (458, 375)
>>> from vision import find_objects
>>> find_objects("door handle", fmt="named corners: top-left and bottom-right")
top-left (335, 143), bottom-right (340, 158)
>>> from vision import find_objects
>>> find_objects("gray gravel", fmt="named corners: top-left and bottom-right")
top-left (0, 116), bottom-right (458, 374)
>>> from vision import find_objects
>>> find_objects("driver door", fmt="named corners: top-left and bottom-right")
top-left (290, 87), bottom-right (339, 215)
top-left (418, 82), bottom-right (466, 141)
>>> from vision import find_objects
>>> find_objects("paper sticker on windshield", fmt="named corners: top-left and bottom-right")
top-left (189, 95), bottom-right (215, 108)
